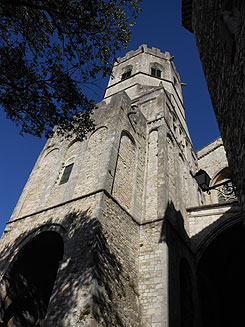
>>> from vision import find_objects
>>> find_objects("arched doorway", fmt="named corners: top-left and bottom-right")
top-left (0, 231), bottom-right (64, 326)
top-left (197, 220), bottom-right (245, 327)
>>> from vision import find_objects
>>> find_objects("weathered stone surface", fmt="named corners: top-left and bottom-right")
top-left (0, 45), bottom-right (239, 327)
top-left (182, 0), bottom-right (245, 220)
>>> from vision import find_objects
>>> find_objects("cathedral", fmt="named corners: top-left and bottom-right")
top-left (0, 45), bottom-right (241, 327)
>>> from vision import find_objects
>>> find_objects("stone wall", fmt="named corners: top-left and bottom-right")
top-left (99, 194), bottom-right (141, 327)
top-left (197, 137), bottom-right (231, 204)
top-left (0, 189), bottom-right (143, 327)
top-left (188, 202), bottom-right (241, 241)
top-left (0, 91), bottom-right (146, 326)
top-left (183, 0), bottom-right (245, 218)
top-left (1, 44), bottom-right (236, 326)
top-left (197, 137), bottom-right (228, 179)
top-left (138, 220), bottom-right (168, 327)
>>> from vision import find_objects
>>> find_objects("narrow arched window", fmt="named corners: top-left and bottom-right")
top-left (112, 132), bottom-right (136, 210)
top-left (145, 129), bottom-right (158, 219)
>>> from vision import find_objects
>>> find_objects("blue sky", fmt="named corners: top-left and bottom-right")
top-left (0, 0), bottom-right (220, 236)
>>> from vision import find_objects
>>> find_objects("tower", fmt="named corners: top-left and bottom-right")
top-left (0, 45), bottom-right (239, 327)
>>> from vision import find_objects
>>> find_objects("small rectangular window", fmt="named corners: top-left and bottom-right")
top-left (59, 163), bottom-right (74, 185)
top-left (151, 68), bottom-right (156, 76)
top-left (151, 68), bottom-right (161, 78)
top-left (121, 70), bottom-right (131, 80)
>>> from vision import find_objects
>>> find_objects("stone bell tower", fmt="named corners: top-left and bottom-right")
top-left (0, 45), bottom-right (202, 327)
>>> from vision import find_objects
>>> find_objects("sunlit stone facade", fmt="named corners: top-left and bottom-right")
top-left (0, 45), bottom-right (239, 327)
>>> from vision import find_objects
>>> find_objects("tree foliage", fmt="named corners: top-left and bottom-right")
top-left (0, 0), bottom-right (141, 139)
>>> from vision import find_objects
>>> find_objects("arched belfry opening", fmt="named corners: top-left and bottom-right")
top-left (0, 231), bottom-right (64, 326)
top-left (197, 220), bottom-right (245, 327)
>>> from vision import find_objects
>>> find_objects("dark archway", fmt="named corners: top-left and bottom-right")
top-left (197, 220), bottom-right (245, 327)
top-left (180, 258), bottom-right (194, 327)
top-left (0, 231), bottom-right (64, 326)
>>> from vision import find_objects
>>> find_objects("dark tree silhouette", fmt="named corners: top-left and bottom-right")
top-left (0, 0), bottom-right (141, 139)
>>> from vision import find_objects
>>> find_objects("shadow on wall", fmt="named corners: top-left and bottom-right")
top-left (159, 201), bottom-right (198, 327)
top-left (0, 211), bottom-right (129, 326)
top-left (0, 230), bottom-right (64, 326)
top-left (161, 201), bottom-right (245, 327)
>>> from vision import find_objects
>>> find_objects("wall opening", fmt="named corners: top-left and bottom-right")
top-left (0, 231), bottom-right (64, 326)
top-left (197, 220), bottom-right (245, 327)
top-left (150, 62), bottom-right (164, 79)
top-left (121, 65), bottom-right (133, 81)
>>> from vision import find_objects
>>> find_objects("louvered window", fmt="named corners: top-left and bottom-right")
top-left (151, 68), bottom-right (161, 78)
